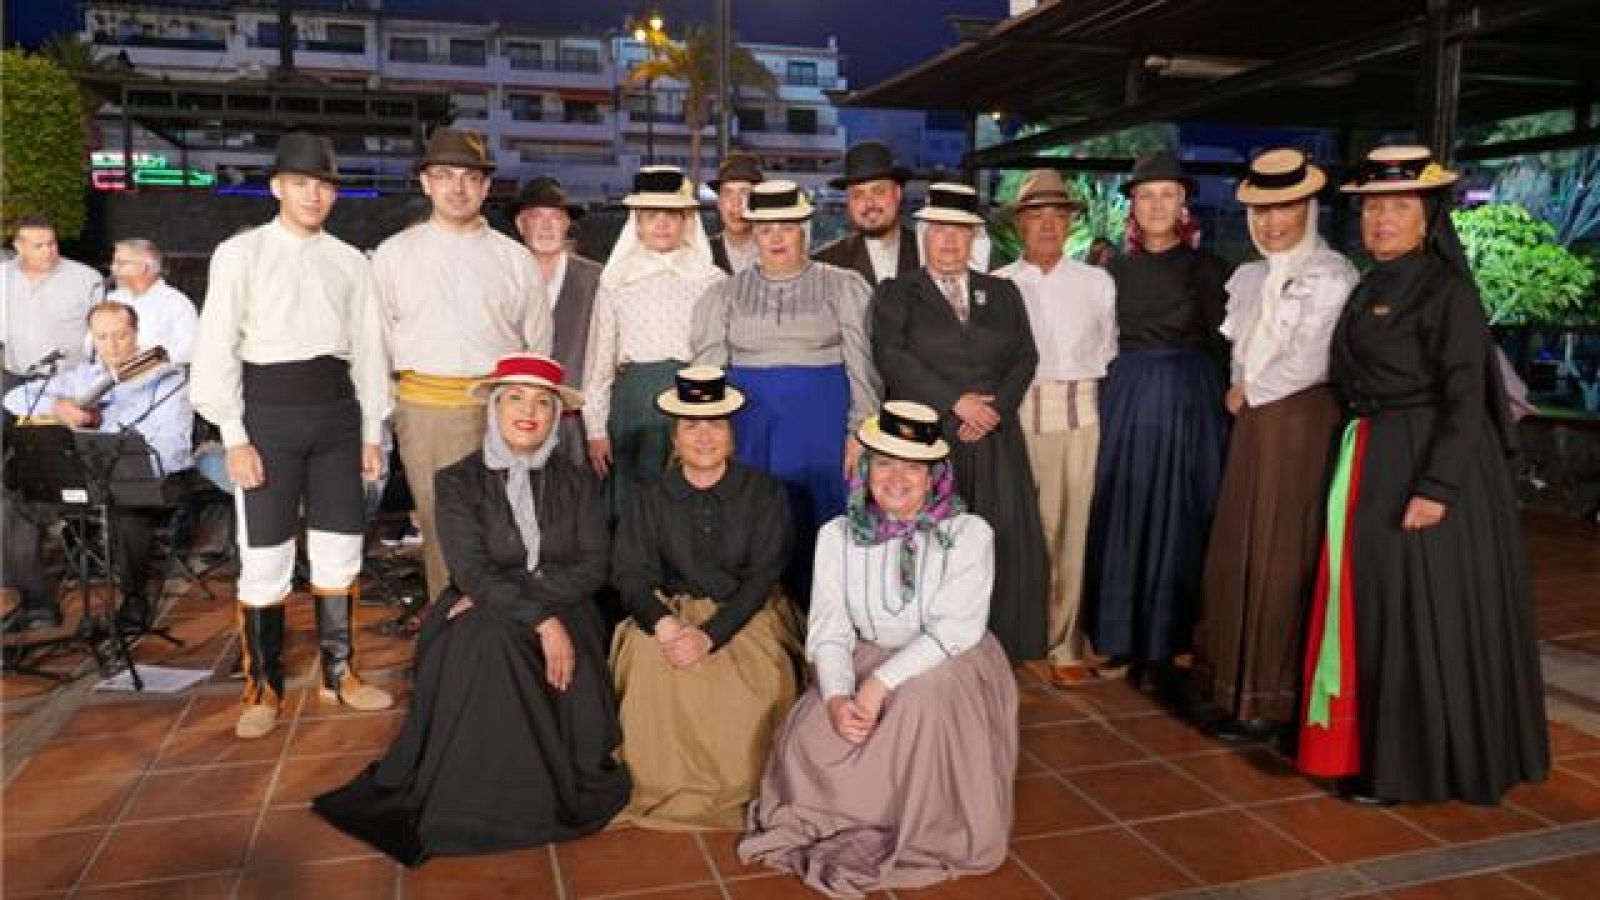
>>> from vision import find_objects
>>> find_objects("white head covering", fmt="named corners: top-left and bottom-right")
top-left (481, 386), bottom-right (563, 571)
top-left (915, 218), bottom-right (991, 272)
top-left (600, 206), bottom-right (717, 292)
top-left (1238, 197), bottom-right (1324, 385)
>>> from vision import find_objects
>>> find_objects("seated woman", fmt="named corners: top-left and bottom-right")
top-left (313, 353), bottom-right (631, 866)
top-left (740, 400), bottom-right (1018, 898)
top-left (611, 366), bottom-right (801, 830)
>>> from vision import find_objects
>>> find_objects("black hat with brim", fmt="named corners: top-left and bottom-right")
top-left (508, 176), bottom-right (585, 220)
top-left (1120, 148), bottom-right (1198, 197)
top-left (272, 132), bottom-right (340, 183)
top-left (829, 140), bottom-right (914, 190)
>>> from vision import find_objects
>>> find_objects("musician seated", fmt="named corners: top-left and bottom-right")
top-left (3, 302), bottom-right (193, 631)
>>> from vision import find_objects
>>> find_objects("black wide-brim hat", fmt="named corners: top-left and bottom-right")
top-left (1120, 148), bottom-right (1198, 197)
top-left (273, 132), bottom-right (340, 183)
top-left (707, 152), bottom-right (764, 193)
top-left (828, 140), bottom-right (914, 190)
top-left (508, 176), bottom-right (585, 220)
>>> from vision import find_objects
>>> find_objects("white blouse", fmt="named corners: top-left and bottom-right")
top-left (807, 513), bottom-right (994, 698)
top-left (1220, 246), bottom-right (1357, 407)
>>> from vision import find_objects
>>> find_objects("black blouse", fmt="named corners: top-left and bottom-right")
top-left (612, 463), bottom-right (794, 650)
top-left (433, 451), bottom-right (610, 626)
top-left (1107, 245), bottom-right (1230, 356)
top-left (1330, 250), bottom-right (1510, 506)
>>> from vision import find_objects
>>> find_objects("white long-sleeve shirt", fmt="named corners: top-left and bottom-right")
top-left (191, 218), bottom-right (391, 447)
top-left (105, 279), bottom-right (199, 365)
top-left (807, 513), bottom-right (994, 697)
top-left (1220, 247), bottom-right (1358, 407)
top-left (994, 257), bottom-right (1118, 382)
top-left (372, 219), bottom-right (552, 377)
top-left (4, 360), bottom-right (194, 474)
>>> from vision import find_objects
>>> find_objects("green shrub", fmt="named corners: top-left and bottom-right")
top-left (1, 49), bottom-right (88, 239)
top-left (1452, 203), bottom-right (1597, 325)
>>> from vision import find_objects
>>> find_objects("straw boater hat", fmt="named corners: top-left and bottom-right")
top-left (914, 182), bottom-right (986, 227)
top-left (1236, 148), bottom-right (1327, 205)
top-left (1011, 169), bottom-right (1083, 212)
top-left (273, 132), bottom-right (340, 183)
top-left (1341, 145), bottom-right (1459, 194)
top-left (624, 166), bottom-right (700, 210)
top-left (857, 401), bottom-right (950, 462)
top-left (415, 127), bottom-right (495, 173)
top-left (742, 180), bottom-right (814, 222)
top-left (468, 353), bottom-right (584, 408)
top-left (508, 176), bottom-right (584, 220)
top-left (707, 152), bottom-right (764, 193)
top-left (1121, 148), bottom-right (1198, 197)
top-left (656, 366), bottom-right (746, 418)
top-left (828, 140), bottom-right (914, 190)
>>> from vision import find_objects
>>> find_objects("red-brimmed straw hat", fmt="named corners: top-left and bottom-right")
top-left (468, 353), bottom-right (584, 408)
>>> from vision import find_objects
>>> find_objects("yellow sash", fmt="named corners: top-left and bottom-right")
top-left (394, 371), bottom-right (482, 409)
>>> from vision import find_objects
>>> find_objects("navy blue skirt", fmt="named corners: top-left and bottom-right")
top-left (1084, 347), bottom-right (1229, 662)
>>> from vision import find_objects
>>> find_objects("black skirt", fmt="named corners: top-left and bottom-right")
top-left (1346, 404), bottom-right (1548, 803)
top-left (313, 596), bottom-right (631, 866)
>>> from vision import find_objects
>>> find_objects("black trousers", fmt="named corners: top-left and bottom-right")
top-left (3, 492), bottom-right (56, 612)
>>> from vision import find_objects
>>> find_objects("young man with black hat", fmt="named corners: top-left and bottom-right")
top-left (706, 152), bottom-right (763, 274)
top-left (510, 176), bottom-right (600, 467)
top-left (814, 140), bottom-right (919, 285)
top-left (192, 132), bottom-right (394, 739)
top-left (372, 128), bottom-right (553, 610)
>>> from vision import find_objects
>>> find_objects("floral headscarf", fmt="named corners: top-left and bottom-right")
top-left (845, 450), bottom-right (966, 611)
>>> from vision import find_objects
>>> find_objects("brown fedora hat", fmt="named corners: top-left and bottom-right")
top-left (1011, 169), bottom-right (1083, 211)
top-left (707, 152), bottom-right (764, 193)
top-left (415, 127), bottom-right (495, 173)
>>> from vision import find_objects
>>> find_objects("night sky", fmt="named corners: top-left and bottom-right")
top-left (5, 0), bottom-right (1008, 89)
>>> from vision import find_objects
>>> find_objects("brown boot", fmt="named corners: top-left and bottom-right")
top-left (235, 603), bottom-right (285, 739)
top-left (313, 586), bottom-right (393, 711)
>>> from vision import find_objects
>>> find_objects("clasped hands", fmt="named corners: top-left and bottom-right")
top-left (653, 615), bottom-right (713, 669)
top-left (827, 676), bottom-right (891, 745)
top-left (952, 392), bottom-right (999, 443)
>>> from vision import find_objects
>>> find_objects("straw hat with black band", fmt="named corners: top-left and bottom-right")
top-left (273, 132), bottom-right (341, 183)
top-left (415, 127), bottom-right (496, 173)
top-left (468, 352), bottom-right (584, 409)
top-left (856, 401), bottom-right (950, 462)
top-left (656, 366), bottom-right (746, 418)
top-left (1236, 148), bottom-right (1327, 206)
top-left (1340, 145), bottom-right (1459, 194)
top-left (914, 182), bottom-right (986, 227)
top-left (625, 166), bottom-right (701, 210)
top-left (742, 180), bottom-right (814, 222)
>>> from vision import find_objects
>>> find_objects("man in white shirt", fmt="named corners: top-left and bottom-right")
top-left (105, 238), bottom-right (198, 365)
top-left (373, 128), bottom-right (553, 610)
top-left (994, 169), bottom-right (1118, 687)
top-left (2, 215), bottom-right (105, 381)
top-left (814, 141), bottom-right (919, 284)
top-left (192, 132), bottom-right (394, 740)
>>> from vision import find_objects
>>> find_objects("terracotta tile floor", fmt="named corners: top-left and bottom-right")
top-left (1, 515), bottom-right (1596, 898)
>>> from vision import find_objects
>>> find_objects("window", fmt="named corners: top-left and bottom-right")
top-left (449, 38), bottom-right (487, 66)
top-left (786, 107), bottom-right (818, 135)
top-left (786, 60), bottom-right (818, 86)
top-left (390, 37), bottom-right (427, 62)
top-left (322, 22), bottom-right (365, 53)
top-left (453, 92), bottom-right (489, 120)
top-left (506, 41), bottom-right (543, 68)
top-left (559, 45), bottom-right (599, 71)
top-left (564, 101), bottom-right (601, 124)
top-left (256, 21), bottom-right (284, 48)
top-left (507, 93), bottom-right (543, 122)
top-left (736, 107), bottom-right (766, 133)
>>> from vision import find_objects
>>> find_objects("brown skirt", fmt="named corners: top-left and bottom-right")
top-left (738, 635), bottom-right (1017, 898)
top-left (1195, 385), bottom-right (1341, 723)
top-left (610, 591), bottom-right (801, 830)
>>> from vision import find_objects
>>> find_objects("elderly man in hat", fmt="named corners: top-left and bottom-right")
top-left (814, 140), bottom-right (919, 284)
top-left (994, 170), bottom-right (1118, 687)
top-left (192, 132), bottom-right (394, 739)
top-left (511, 176), bottom-right (601, 467)
top-left (372, 128), bottom-right (553, 614)
top-left (707, 152), bottom-right (763, 274)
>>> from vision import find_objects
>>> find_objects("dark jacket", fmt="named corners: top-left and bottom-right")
top-left (434, 450), bottom-right (609, 625)
top-left (813, 226), bottom-right (919, 286)
top-left (551, 253), bottom-right (602, 387)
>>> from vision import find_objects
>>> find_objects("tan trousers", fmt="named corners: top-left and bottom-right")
top-left (393, 400), bottom-right (487, 602)
top-left (1019, 380), bottom-right (1100, 666)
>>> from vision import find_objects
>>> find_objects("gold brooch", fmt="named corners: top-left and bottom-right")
top-left (1370, 303), bottom-right (1392, 317)
top-left (1419, 163), bottom-right (1453, 183)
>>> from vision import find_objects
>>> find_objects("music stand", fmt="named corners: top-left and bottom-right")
top-left (5, 425), bottom-right (184, 690)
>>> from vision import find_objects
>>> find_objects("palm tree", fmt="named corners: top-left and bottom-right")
top-left (623, 25), bottom-right (777, 186)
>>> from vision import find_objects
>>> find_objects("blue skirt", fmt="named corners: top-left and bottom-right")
top-left (1084, 347), bottom-right (1229, 662)
top-left (728, 364), bottom-right (850, 602)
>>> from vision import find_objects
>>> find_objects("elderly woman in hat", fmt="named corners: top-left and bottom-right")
top-left (740, 400), bottom-right (1017, 898)
top-left (1296, 146), bottom-right (1547, 805)
top-left (691, 180), bottom-right (879, 599)
top-left (609, 366), bottom-right (800, 830)
top-left (1192, 149), bottom-right (1358, 745)
top-left (315, 353), bottom-right (631, 866)
top-left (1083, 149), bottom-right (1231, 692)
top-left (583, 165), bottom-right (726, 517)
top-left (870, 182), bottom-right (1048, 663)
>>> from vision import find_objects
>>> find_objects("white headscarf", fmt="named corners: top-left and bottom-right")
top-left (600, 208), bottom-right (718, 292)
top-left (1239, 197), bottom-right (1324, 385)
top-left (482, 386), bottom-right (562, 571)
top-left (914, 218), bottom-right (991, 272)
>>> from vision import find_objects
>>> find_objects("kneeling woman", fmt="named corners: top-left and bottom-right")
top-left (314, 354), bottom-right (631, 866)
top-left (610, 366), bottom-right (801, 829)
top-left (740, 401), bottom-right (1018, 898)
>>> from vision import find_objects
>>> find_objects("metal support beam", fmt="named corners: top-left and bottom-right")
top-left (1456, 127), bottom-right (1600, 160)
top-left (1417, 0), bottom-right (1463, 161)
top-left (716, 0), bottom-right (732, 158)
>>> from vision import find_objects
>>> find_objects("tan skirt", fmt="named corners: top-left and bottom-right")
top-left (610, 591), bottom-right (801, 830)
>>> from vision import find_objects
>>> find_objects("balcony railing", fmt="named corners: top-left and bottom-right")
top-left (93, 31), bottom-right (227, 51)
top-left (387, 50), bottom-right (486, 67)
top-left (249, 37), bottom-right (367, 54)
top-left (508, 57), bottom-right (603, 73)
top-left (564, 110), bottom-right (603, 124)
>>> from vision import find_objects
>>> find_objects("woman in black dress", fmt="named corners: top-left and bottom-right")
top-left (870, 182), bottom-right (1048, 662)
top-left (1296, 146), bottom-right (1548, 804)
top-left (314, 353), bottom-right (631, 865)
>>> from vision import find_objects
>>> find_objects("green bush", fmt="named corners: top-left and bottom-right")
top-left (1, 49), bottom-right (88, 239)
top-left (1452, 203), bottom-right (1597, 325)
